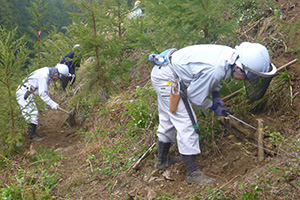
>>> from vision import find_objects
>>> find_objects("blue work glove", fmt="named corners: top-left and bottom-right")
top-left (210, 102), bottom-right (229, 117)
top-left (212, 91), bottom-right (224, 106)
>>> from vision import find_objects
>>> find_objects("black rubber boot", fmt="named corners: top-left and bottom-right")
top-left (28, 123), bottom-right (44, 142)
top-left (182, 155), bottom-right (216, 185)
top-left (156, 141), bottom-right (182, 170)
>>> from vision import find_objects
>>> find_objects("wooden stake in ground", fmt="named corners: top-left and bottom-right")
top-left (257, 119), bottom-right (264, 162)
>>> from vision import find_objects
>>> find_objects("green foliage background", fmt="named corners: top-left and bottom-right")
top-left (1, 0), bottom-right (300, 199)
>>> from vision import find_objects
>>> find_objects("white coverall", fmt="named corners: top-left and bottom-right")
top-left (128, 4), bottom-right (143, 19)
top-left (16, 67), bottom-right (59, 125)
top-left (151, 44), bottom-right (237, 155)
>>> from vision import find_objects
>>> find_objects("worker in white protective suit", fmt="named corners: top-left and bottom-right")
top-left (149, 42), bottom-right (277, 185)
top-left (128, 1), bottom-right (143, 19)
top-left (16, 64), bottom-right (69, 142)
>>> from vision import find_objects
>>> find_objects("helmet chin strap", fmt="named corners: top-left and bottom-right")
top-left (230, 54), bottom-right (241, 76)
top-left (230, 64), bottom-right (236, 77)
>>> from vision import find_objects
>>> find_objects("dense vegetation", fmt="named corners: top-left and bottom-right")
top-left (0, 0), bottom-right (299, 199)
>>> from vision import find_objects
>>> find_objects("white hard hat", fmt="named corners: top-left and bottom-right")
top-left (73, 44), bottom-right (80, 49)
top-left (235, 42), bottom-right (277, 79)
top-left (135, 1), bottom-right (141, 6)
top-left (56, 64), bottom-right (69, 76)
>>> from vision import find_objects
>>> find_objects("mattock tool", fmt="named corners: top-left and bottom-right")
top-left (58, 107), bottom-right (76, 127)
top-left (227, 114), bottom-right (257, 130)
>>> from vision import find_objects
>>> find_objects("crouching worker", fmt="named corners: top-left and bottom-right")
top-left (149, 42), bottom-right (277, 185)
top-left (16, 64), bottom-right (69, 142)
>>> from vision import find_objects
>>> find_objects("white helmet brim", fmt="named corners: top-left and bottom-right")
top-left (242, 63), bottom-right (277, 78)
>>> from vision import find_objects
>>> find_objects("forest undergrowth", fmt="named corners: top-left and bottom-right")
top-left (0, 0), bottom-right (300, 199)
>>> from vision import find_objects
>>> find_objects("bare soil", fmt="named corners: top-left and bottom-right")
top-left (29, 1), bottom-right (300, 199)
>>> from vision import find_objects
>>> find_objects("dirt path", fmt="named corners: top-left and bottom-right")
top-left (31, 90), bottom-right (84, 150)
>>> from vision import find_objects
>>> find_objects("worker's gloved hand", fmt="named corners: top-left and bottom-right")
top-left (210, 102), bottom-right (229, 117)
top-left (51, 102), bottom-right (59, 110)
top-left (68, 73), bottom-right (75, 78)
top-left (212, 91), bottom-right (224, 106)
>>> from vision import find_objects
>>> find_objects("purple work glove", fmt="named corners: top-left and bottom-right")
top-left (212, 91), bottom-right (224, 106)
top-left (210, 102), bottom-right (229, 117)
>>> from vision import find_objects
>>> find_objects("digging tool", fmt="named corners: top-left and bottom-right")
top-left (70, 74), bottom-right (75, 85)
top-left (179, 81), bottom-right (257, 133)
top-left (57, 107), bottom-right (76, 127)
top-left (227, 114), bottom-right (257, 130)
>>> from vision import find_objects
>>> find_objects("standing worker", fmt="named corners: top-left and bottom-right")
top-left (128, 1), bottom-right (144, 19)
top-left (16, 64), bottom-right (69, 142)
top-left (149, 42), bottom-right (277, 185)
top-left (60, 44), bottom-right (81, 91)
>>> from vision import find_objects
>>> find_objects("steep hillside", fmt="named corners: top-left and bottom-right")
top-left (2, 0), bottom-right (299, 199)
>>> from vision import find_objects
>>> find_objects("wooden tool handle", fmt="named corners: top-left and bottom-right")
top-left (57, 107), bottom-right (70, 114)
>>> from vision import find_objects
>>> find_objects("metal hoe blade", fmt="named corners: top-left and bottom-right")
top-left (228, 114), bottom-right (257, 130)
top-left (58, 107), bottom-right (76, 127)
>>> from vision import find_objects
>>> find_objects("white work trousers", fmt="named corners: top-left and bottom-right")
top-left (151, 65), bottom-right (201, 155)
top-left (16, 85), bottom-right (38, 125)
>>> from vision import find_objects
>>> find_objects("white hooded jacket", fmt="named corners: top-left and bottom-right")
top-left (22, 67), bottom-right (58, 109)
